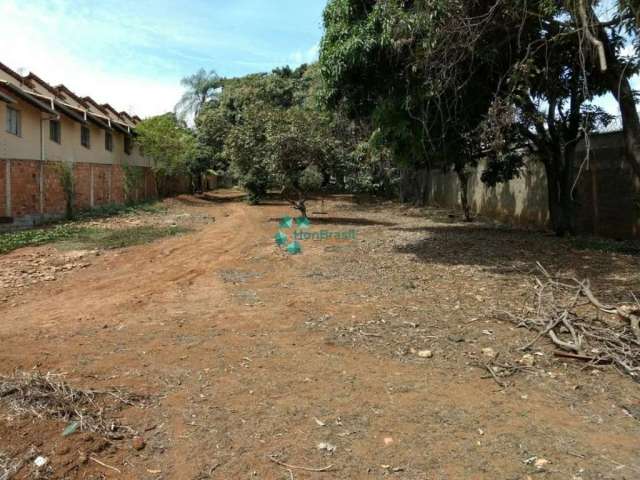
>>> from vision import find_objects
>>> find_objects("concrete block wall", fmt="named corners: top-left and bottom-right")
top-left (427, 134), bottom-right (640, 239)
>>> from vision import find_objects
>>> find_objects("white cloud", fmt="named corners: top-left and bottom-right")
top-left (289, 44), bottom-right (320, 65)
top-left (0, 0), bottom-right (183, 118)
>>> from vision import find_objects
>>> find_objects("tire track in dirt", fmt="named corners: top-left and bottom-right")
top-left (1, 196), bottom-right (640, 479)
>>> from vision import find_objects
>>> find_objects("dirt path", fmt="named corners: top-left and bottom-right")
top-left (1, 192), bottom-right (640, 479)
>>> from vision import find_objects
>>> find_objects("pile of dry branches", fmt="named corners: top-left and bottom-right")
top-left (0, 371), bottom-right (142, 438)
top-left (506, 263), bottom-right (640, 380)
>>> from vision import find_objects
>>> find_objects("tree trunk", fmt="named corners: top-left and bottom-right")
top-left (454, 158), bottom-right (473, 222)
top-left (610, 74), bottom-right (640, 179)
top-left (455, 163), bottom-right (472, 222)
top-left (544, 150), bottom-right (577, 236)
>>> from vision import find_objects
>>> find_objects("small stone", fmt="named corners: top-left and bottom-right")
top-left (78, 452), bottom-right (88, 464)
top-left (383, 437), bottom-right (394, 446)
top-left (132, 436), bottom-right (146, 451)
top-left (317, 441), bottom-right (336, 453)
top-left (534, 458), bottom-right (550, 469)
top-left (34, 456), bottom-right (48, 468)
top-left (520, 354), bottom-right (535, 367)
top-left (481, 347), bottom-right (497, 359)
top-left (417, 350), bottom-right (433, 358)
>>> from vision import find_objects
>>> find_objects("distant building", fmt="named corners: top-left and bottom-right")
top-left (0, 61), bottom-right (155, 226)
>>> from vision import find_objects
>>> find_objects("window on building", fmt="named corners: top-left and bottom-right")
top-left (105, 131), bottom-right (113, 152)
top-left (49, 119), bottom-right (61, 144)
top-left (124, 135), bottom-right (132, 155)
top-left (6, 106), bottom-right (21, 136)
top-left (81, 126), bottom-right (90, 148)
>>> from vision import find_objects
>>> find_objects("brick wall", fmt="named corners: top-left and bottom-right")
top-left (111, 165), bottom-right (126, 206)
top-left (74, 163), bottom-right (92, 211)
top-left (10, 160), bottom-right (40, 218)
top-left (43, 162), bottom-right (67, 216)
top-left (0, 158), bottom-right (167, 228)
top-left (93, 164), bottom-right (111, 206)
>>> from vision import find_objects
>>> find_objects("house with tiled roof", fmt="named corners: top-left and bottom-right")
top-left (0, 61), bottom-right (157, 226)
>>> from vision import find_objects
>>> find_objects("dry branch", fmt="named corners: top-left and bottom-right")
top-left (504, 265), bottom-right (640, 381)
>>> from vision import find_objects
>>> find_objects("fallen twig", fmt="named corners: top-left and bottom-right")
top-left (267, 455), bottom-right (333, 473)
top-left (483, 364), bottom-right (506, 388)
top-left (90, 456), bottom-right (121, 474)
top-left (553, 351), bottom-right (610, 363)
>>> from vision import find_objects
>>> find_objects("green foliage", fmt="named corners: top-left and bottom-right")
top-left (319, 0), bottom-right (498, 180)
top-left (0, 202), bottom-right (168, 255)
top-left (0, 224), bottom-right (187, 255)
top-left (224, 106), bottom-right (272, 203)
top-left (319, 0), bottom-right (640, 231)
top-left (0, 224), bottom-right (82, 255)
top-left (75, 201), bottom-right (165, 220)
top-left (122, 163), bottom-right (145, 204)
top-left (55, 162), bottom-right (75, 219)
top-left (135, 113), bottom-right (198, 195)
top-left (191, 62), bottom-right (365, 205)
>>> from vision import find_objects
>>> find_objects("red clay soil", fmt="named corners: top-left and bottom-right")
top-left (1, 191), bottom-right (640, 480)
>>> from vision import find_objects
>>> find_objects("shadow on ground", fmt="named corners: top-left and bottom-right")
top-left (392, 223), bottom-right (639, 295)
top-left (268, 216), bottom-right (397, 227)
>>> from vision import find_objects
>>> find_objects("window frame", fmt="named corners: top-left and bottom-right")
top-left (49, 119), bottom-right (61, 144)
top-left (6, 106), bottom-right (21, 137)
top-left (124, 135), bottom-right (132, 155)
top-left (105, 131), bottom-right (113, 152)
top-left (81, 125), bottom-right (91, 149)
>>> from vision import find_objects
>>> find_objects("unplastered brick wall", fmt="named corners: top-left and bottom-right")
top-left (0, 158), bottom-right (160, 227)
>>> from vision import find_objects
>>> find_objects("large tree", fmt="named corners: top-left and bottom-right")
top-left (175, 69), bottom-right (223, 121)
top-left (193, 63), bottom-right (366, 211)
top-left (319, 0), bottom-right (636, 234)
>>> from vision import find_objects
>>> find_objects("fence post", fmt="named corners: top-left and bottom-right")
top-left (5, 159), bottom-right (11, 217)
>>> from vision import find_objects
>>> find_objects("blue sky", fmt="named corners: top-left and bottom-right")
top-left (0, 0), bottom-right (327, 117)
top-left (0, 0), bottom-right (635, 120)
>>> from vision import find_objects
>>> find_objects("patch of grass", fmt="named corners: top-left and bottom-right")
top-left (58, 225), bottom-right (189, 250)
top-left (0, 225), bottom-right (189, 255)
top-left (0, 200), bottom-right (176, 255)
top-left (0, 224), bottom-right (83, 255)
top-left (75, 201), bottom-right (166, 220)
top-left (571, 236), bottom-right (640, 256)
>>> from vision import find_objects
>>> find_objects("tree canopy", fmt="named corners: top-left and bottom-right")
top-left (319, 0), bottom-right (640, 234)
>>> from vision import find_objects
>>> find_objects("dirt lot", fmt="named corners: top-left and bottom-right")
top-left (1, 191), bottom-right (639, 480)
